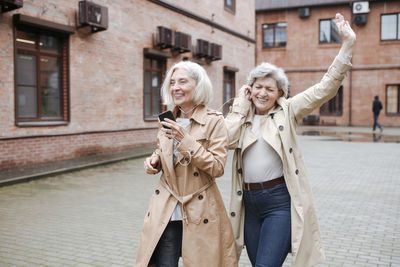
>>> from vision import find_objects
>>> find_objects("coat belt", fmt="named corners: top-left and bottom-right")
top-left (160, 179), bottom-right (215, 225)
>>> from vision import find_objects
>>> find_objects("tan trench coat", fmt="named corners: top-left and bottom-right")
top-left (134, 105), bottom-right (238, 267)
top-left (225, 58), bottom-right (351, 267)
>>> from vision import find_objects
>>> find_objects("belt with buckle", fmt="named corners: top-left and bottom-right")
top-left (243, 176), bottom-right (285, 191)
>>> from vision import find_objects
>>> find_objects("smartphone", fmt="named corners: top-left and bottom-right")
top-left (158, 110), bottom-right (175, 129)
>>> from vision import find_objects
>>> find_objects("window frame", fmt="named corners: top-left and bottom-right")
top-left (319, 18), bottom-right (342, 44)
top-left (320, 86), bottom-right (343, 116)
top-left (13, 23), bottom-right (71, 126)
top-left (143, 56), bottom-right (166, 121)
top-left (386, 84), bottom-right (400, 115)
top-left (262, 22), bottom-right (287, 48)
top-left (380, 13), bottom-right (400, 41)
top-left (224, 0), bottom-right (235, 14)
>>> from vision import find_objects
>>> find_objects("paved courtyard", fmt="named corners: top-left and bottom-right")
top-left (0, 134), bottom-right (399, 266)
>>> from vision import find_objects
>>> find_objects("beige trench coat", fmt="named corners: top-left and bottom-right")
top-left (134, 105), bottom-right (238, 267)
top-left (225, 58), bottom-right (351, 267)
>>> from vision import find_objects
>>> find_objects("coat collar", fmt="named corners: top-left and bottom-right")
top-left (172, 104), bottom-right (207, 125)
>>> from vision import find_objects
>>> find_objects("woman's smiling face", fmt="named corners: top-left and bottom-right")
top-left (250, 76), bottom-right (282, 115)
top-left (170, 68), bottom-right (196, 110)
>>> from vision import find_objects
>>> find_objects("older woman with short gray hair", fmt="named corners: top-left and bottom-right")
top-left (226, 13), bottom-right (356, 267)
top-left (246, 62), bottom-right (290, 98)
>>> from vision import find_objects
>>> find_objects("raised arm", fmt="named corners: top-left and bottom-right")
top-left (290, 13), bottom-right (356, 121)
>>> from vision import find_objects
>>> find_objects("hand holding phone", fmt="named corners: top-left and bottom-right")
top-left (158, 110), bottom-right (175, 129)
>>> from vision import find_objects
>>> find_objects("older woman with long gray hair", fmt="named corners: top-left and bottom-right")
top-left (225, 13), bottom-right (356, 267)
top-left (135, 61), bottom-right (237, 267)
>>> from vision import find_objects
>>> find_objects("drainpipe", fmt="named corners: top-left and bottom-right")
top-left (349, 5), bottom-right (354, 126)
top-left (349, 68), bottom-right (353, 126)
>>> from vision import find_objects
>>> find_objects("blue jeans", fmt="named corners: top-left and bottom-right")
top-left (243, 182), bottom-right (291, 267)
top-left (373, 113), bottom-right (382, 131)
top-left (151, 221), bottom-right (182, 267)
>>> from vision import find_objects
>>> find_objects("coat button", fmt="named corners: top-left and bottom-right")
top-left (295, 169), bottom-right (299, 175)
top-left (155, 189), bottom-right (160, 194)
top-left (190, 151), bottom-right (194, 155)
top-left (279, 125), bottom-right (284, 131)
top-left (198, 194), bottom-right (203, 200)
top-left (193, 172), bottom-right (199, 176)
top-left (147, 212), bottom-right (150, 217)
top-left (231, 212), bottom-right (236, 217)
top-left (203, 219), bottom-right (208, 224)
top-left (185, 157), bottom-right (189, 162)
top-left (289, 148), bottom-right (293, 153)
top-left (237, 190), bottom-right (242, 196)
top-left (238, 168), bottom-right (242, 174)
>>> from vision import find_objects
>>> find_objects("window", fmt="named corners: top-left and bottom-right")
top-left (386, 85), bottom-right (400, 114)
top-left (319, 18), bottom-right (342, 44)
top-left (144, 57), bottom-right (166, 120)
top-left (224, 0), bottom-right (235, 13)
top-left (15, 28), bottom-right (69, 124)
top-left (262, 23), bottom-right (287, 48)
top-left (381, 13), bottom-right (400, 41)
top-left (320, 86), bottom-right (343, 115)
top-left (223, 70), bottom-right (235, 115)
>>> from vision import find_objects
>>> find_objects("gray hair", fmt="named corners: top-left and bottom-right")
top-left (247, 62), bottom-right (289, 98)
top-left (161, 61), bottom-right (213, 109)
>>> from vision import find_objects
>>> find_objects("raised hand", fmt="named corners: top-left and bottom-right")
top-left (335, 13), bottom-right (356, 47)
top-left (239, 85), bottom-right (252, 100)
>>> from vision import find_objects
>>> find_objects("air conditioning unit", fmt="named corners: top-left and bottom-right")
top-left (354, 14), bottom-right (368, 25)
top-left (156, 26), bottom-right (174, 49)
top-left (353, 1), bottom-right (369, 14)
top-left (174, 31), bottom-right (191, 53)
top-left (78, 0), bottom-right (108, 32)
top-left (0, 0), bottom-right (23, 13)
top-left (196, 39), bottom-right (210, 58)
top-left (298, 7), bottom-right (310, 19)
top-left (208, 43), bottom-right (222, 61)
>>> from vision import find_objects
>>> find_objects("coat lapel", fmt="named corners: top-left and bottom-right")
top-left (263, 110), bottom-right (284, 161)
top-left (240, 105), bottom-right (257, 157)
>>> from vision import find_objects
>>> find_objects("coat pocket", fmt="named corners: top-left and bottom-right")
top-left (185, 189), bottom-right (216, 224)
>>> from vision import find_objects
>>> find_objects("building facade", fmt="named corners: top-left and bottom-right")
top-left (256, 0), bottom-right (400, 126)
top-left (0, 0), bottom-right (255, 172)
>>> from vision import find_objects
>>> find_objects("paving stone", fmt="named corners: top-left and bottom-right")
top-left (0, 133), bottom-right (399, 266)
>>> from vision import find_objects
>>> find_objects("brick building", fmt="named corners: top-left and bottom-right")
top-left (0, 0), bottom-right (255, 173)
top-left (256, 0), bottom-right (400, 126)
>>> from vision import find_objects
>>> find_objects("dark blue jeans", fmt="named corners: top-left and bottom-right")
top-left (151, 221), bottom-right (182, 267)
top-left (243, 182), bottom-right (291, 267)
top-left (373, 113), bottom-right (382, 131)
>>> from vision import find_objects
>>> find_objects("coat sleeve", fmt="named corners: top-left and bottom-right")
top-left (289, 57), bottom-right (352, 122)
top-left (176, 115), bottom-right (229, 178)
top-left (224, 97), bottom-right (252, 150)
top-left (150, 130), bottom-right (162, 169)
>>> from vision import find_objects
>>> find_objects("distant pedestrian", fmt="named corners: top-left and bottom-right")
top-left (372, 95), bottom-right (383, 132)
top-left (225, 13), bottom-right (355, 267)
top-left (135, 61), bottom-right (237, 267)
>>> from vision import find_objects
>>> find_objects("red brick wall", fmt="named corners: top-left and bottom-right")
top-left (0, 0), bottom-right (255, 171)
top-left (0, 128), bottom-right (157, 171)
